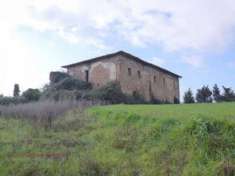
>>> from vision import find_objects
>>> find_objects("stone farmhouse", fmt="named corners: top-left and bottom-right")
top-left (62, 51), bottom-right (181, 103)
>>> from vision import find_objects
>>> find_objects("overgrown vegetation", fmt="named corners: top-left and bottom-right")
top-left (45, 72), bottom-right (148, 104)
top-left (1, 72), bottom-right (179, 105)
top-left (0, 88), bottom-right (41, 105)
top-left (0, 103), bottom-right (234, 175)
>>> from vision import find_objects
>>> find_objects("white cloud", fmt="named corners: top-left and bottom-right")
top-left (181, 55), bottom-right (204, 68)
top-left (149, 57), bottom-right (166, 67)
top-left (2, 0), bottom-right (235, 51)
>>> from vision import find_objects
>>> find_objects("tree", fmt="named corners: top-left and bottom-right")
top-left (221, 86), bottom-right (235, 102)
top-left (184, 89), bottom-right (195, 103)
top-left (196, 86), bottom-right (212, 103)
top-left (213, 84), bottom-right (221, 102)
top-left (22, 89), bottom-right (41, 102)
top-left (13, 84), bottom-right (20, 97)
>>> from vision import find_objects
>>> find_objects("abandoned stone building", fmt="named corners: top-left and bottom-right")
top-left (62, 51), bottom-right (181, 103)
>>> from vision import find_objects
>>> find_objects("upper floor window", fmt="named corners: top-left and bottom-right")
top-left (163, 78), bottom-right (166, 87)
top-left (128, 68), bottom-right (132, 76)
top-left (174, 81), bottom-right (177, 89)
top-left (137, 70), bottom-right (141, 79)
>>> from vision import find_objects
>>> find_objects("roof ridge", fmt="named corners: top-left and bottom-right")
top-left (62, 51), bottom-right (182, 78)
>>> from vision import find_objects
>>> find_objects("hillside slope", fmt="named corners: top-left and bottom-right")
top-left (0, 103), bottom-right (235, 175)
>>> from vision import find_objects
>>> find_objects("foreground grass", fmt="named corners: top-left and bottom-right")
top-left (0, 103), bottom-right (235, 175)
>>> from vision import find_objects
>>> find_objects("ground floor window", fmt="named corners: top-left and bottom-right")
top-left (85, 70), bottom-right (89, 82)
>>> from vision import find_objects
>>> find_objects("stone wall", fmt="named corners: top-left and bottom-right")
top-left (67, 56), bottom-right (119, 88)
top-left (117, 55), bottom-right (179, 102)
top-left (66, 55), bottom-right (180, 103)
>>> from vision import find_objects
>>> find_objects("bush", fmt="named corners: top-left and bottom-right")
top-left (50, 71), bottom-right (70, 84)
top-left (0, 96), bottom-right (26, 106)
top-left (49, 71), bottom-right (92, 91)
top-left (174, 97), bottom-right (180, 104)
top-left (22, 89), bottom-right (41, 102)
top-left (84, 82), bottom-right (127, 104)
top-left (54, 77), bottom-right (92, 91)
top-left (150, 98), bottom-right (164, 104)
top-left (41, 89), bottom-right (83, 101)
top-left (125, 91), bottom-right (146, 104)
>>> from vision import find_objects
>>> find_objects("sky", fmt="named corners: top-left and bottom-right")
top-left (0, 0), bottom-right (235, 98)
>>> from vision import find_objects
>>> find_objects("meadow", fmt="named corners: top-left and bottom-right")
top-left (0, 103), bottom-right (235, 175)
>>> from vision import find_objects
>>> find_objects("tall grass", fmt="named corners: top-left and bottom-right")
top-left (0, 100), bottom-right (104, 128)
top-left (0, 103), bottom-right (234, 175)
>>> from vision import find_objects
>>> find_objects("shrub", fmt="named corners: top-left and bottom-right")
top-left (22, 89), bottom-right (41, 102)
top-left (54, 77), bottom-right (92, 91)
top-left (41, 90), bottom-right (83, 101)
top-left (49, 71), bottom-right (92, 91)
top-left (84, 82), bottom-right (126, 104)
top-left (125, 91), bottom-right (146, 104)
top-left (50, 71), bottom-right (70, 84)
top-left (174, 97), bottom-right (180, 104)
top-left (0, 96), bottom-right (26, 106)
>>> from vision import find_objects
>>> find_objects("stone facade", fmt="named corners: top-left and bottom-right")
top-left (63, 51), bottom-right (181, 103)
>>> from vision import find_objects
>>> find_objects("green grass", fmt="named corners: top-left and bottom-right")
top-left (0, 103), bottom-right (235, 175)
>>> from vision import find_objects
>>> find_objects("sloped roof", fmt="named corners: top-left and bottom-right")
top-left (62, 51), bottom-right (182, 78)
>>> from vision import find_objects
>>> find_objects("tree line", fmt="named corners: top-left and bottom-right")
top-left (184, 84), bottom-right (235, 103)
top-left (0, 84), bottom-right (41, 105)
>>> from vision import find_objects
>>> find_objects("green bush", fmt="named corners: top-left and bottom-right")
top-left (42, 90), bottom-right (82, 101)
top-left (84, 82), bottom-right (126, 104)
top-left (49, 71), bottom-right (92, 91)
top-left (22, 89), bottom-right (41, 102)
top-left (125, 92), bottom-right (146, 104)
top-left (0, 96), bottom-right (26, 106)
top-left (54, 77), bottom-right (92, 91)
top-left (49, 71), bottom-right (70, 84)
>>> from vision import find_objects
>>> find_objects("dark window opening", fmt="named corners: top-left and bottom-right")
top-left (154, 76), bottom-right (156, 82)
top-left (133, 91), bottom-right (138, 96)
top-left (128, 68), bottom-right (132, 76)
top-left (163, 78), bottom-right (166, 87)
top-left (137, 70), bottom-right (141, 79)
top-left (174, 81), bottom-right (177, 89)
top-left (85, 70), bottom-right (89, 82)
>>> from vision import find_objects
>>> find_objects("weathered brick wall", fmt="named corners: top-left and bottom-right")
top-left (117, 55), bottom-right (179, 102)
top-left (67, 57), bottom-right (119, 88)
top-left (66, 55), bottom-right (180, 103)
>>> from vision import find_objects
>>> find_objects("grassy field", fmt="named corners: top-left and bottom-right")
top-left (0, 103), bottom-right (235, 175)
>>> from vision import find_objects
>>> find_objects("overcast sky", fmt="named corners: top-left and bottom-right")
top-left (0, 0), bottom-right (235, 96)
